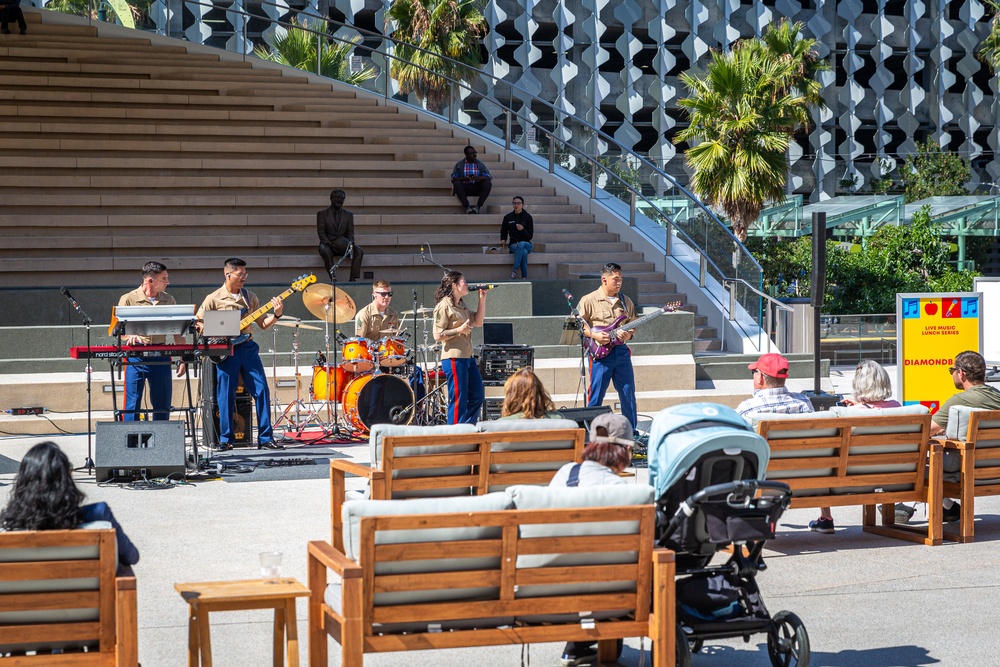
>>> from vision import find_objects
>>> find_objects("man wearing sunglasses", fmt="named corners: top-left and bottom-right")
top-left (355, 280), bottom-right (400, 341)
top-left (931, 351), bottom-right (1000, 436)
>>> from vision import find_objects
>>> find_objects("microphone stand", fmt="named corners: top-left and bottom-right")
top-left (419, 243), bottom-right (451, 275)
top-left (324, 246), bottom-right (353, 437)
top-left (563, 290), bottom-right (589, 409)
top-left (62, 289), bottom-right (96, 474)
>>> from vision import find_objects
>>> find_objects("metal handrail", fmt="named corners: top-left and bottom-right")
top-left (725, 278), bottom-right (794, 353)
top-left (64, 0), bottom-right (766, 343)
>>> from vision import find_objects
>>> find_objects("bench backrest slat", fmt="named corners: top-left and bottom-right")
top-left (0, 529), bottom-right (118, 657)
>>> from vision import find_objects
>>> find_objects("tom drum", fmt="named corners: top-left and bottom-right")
top-left (341, 337), bottom-right (374, 373)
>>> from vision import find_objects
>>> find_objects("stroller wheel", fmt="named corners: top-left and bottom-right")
top-left (675, 623), bottom-right (692, 667)
top-left (688, 638), bottom-right (704, 654)
top-left (767, 611), bottom-right (810, 667)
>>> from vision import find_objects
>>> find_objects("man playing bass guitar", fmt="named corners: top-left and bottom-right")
top-left (578, 262), bottom-right (638, 433)
top-left (197, 258), bottom-right (284, 451)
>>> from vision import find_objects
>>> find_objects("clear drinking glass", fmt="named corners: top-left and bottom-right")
top-left (259, 551), bottom-right (282, 582)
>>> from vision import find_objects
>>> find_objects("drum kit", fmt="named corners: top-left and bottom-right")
top-left (269, 282), bottom-right (450, 439)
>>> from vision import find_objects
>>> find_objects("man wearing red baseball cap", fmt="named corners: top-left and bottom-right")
top-left (736, 353), bottom-right (813, 418)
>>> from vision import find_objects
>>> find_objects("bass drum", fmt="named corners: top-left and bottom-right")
top-left (311, 365), bottom-right (354, 402)
top-left (342, 374), bottom-right (414, 433)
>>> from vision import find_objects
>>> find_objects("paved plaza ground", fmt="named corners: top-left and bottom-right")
top-left (2, 365), bottom-right (999, 666)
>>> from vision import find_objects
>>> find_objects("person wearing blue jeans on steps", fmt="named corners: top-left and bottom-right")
top-left (433, 271), bottom-right (487, 424)
top-left (500, 196), bottom-right (533, 280)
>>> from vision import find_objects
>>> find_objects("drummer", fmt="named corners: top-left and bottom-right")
top-left (354, 279), bottom-right (399, 342)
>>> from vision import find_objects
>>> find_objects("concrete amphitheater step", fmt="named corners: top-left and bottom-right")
top-left (0, 11), bottom-right (722, 352)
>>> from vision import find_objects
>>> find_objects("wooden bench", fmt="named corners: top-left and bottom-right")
top-left (940, 407), bottom-right (1000, 543)
top-left (755, 413), bottom-right (943, 546)
top-left (308, 497), bottom-right (675, 667)
top-left (0, 528), bottom-right (138, 665)
top-left (329, 427), bottom-right (585, 551)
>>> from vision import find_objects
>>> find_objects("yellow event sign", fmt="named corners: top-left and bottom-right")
top-left (897, 292), bottom-right (982, 414)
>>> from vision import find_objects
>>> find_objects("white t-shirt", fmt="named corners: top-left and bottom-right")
top-left (548, 460), bottom-right (626, 487)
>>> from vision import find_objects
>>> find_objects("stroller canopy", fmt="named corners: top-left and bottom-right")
top-left (648, 403), bottom-right (771, 501)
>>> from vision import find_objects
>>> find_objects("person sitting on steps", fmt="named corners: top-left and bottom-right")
top-left (451, 146), bottom-right (492, 214)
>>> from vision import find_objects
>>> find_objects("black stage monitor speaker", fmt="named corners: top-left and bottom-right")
top-left (556, 405), bottom-right (613, 433)
top-left (201, 367), bottom-right (253, 447)
top-left (95, 421), bottom-right (185, 482)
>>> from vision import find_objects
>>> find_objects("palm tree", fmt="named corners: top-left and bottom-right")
top-left (674, 23), bottom-right (827, 241)
top-left (255, 19), bottom-right (376, 86)
top-left (759, 20), bottom-right (830, 109)
top-left (385, 0), bottom-right (487, 111)
top-left (978, 0), bottom-right (1000, 73)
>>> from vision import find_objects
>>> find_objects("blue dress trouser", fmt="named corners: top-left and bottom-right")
top-left (442, 357), bottom-right (484, 424)
top-left (122, 357), bottom-right (171, 421)
top-left (586, 344), bottom-right (637, 431)
top-left (509, 241), bottom-right (533, 277)
top-left (215, 339), bottom-right (273, 444)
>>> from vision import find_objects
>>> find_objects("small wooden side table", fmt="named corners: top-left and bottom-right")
top-left (175, 578), bottom-right (310, 667)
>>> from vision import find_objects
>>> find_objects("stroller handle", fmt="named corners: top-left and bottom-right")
top-left (682, 479), bottom-right (791, 509)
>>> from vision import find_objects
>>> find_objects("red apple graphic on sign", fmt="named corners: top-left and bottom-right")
top-left (925, 302), bottom-right (938, 316)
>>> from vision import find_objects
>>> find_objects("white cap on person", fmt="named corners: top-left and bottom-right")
top-left (588, 412), bottom-right (635, 447)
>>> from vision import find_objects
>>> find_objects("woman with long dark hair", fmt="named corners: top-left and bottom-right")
top-left (0, 441), bottom-right (139, 570)
top-left (433, 271), bottom-right (487, 424)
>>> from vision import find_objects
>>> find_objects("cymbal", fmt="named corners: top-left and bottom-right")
top-left (379, 328), bottom-right (404, 335)
top-left (302, 283), bottom-right (356, 322)
top-left (413, 307), bottom-right (435, 315)
top-left (274, 319), bottom-right (321, 331)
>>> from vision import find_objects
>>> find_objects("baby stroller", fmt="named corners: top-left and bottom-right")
top-left (648, 403), bottom-right (809, 667)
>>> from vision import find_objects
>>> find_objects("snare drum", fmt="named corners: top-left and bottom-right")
top-left (341, 374), bottom-right (415, 433)
top-left (376, 336), bottom-right (407, 368)
top-left (311, 365), bottom-right (354, 402)
top-left (341, 337), bottom-right (374, 373)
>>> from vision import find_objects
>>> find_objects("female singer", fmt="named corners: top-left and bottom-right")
top-left (433, 271), bottom-right (487, 423)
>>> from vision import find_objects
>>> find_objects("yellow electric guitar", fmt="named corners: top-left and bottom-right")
top-left (209, 273), bottom-right (317, 362)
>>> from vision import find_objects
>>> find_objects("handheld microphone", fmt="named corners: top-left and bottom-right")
top-left (468, 284), bottom-right (496, 291)
top-left (60, 287), bottom-right (79, 307)
top-left (562, 289), bottom-right (573, 300)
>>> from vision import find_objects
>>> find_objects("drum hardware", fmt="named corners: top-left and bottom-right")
top-left (302, 279), bottom-right (358, 436)
top-left (273, 319), bottom-right (321, 331)
top-left (270, 318), bottom-right (323, 432)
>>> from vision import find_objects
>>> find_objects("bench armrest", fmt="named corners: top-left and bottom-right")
top-left (115, 574), bottom-right (138, 667)
top-left (308, 540), bottom-right (361, 579)
top-left (941, 439), bottom-right (975, 451)
top-left (330, 460), bottom-right (385, 551)
top-left (330, 459), bottom-right (384, 479)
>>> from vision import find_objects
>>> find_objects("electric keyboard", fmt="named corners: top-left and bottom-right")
top-left (69, 343), bottom-right (232, 360)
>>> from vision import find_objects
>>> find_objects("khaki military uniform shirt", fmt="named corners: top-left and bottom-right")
top-left (577, 288), bottom-right (636, 334)
top-left (117, 286), bottom-right (178, 345)
top-left (433, 298), bottom-right (475, 359)
top-left (197, 286), bottom-right (263, 336)
top-left (355, 302), bottom-right (400, 341)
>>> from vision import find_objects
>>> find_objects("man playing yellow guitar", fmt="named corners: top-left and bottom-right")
top-left (197, 258), bottom-right (285, 451)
